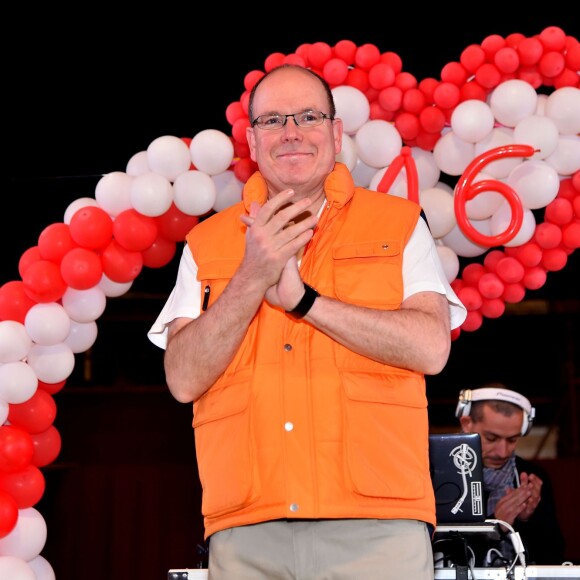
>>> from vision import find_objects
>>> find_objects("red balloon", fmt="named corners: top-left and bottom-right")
top-left (534, 222), bottom-right (562, 249)
top-left (0, 490), bottom-right (18, 538)
top-left (376, 146), bottom-right (419, 203)
top-left (30, 425), bottom-right (62, 467)
top-left (60, 247), bottom-right (103, 289)
top-left (461, 310), bottom-right (483, 332)
top-left (22, 259), bottom-right (68, 303)
top-left (0, 281), bottom-right (36, 323)
top-left (38, 222), bottom-right (77, 262)
top-left (69, 205), bottom-right (114, 250)
top-left (562, 222), bottom-right (580, 249)
top-left (37, 379), bottom-right (66, 395)
top-left (18, 246), bottom-right (42, 278)
top-left (541, 248), bottom-right (567, 272)
top-left (0, 426), bottom-right (34, 473)
top-left (502, 282), bottom-right (526, 304)
top-left (478, 272), bottom-right (504, 299)
top-left (113, 209), bottom-right (158, 252)
top-left (462, 263), bottom-right (486, 286)
top-left (101, 239), bottom-right (143, 283)
top-left (141, 237), bottom-right (176, 269)
top-left (522, 266), bottom-right (547, 290)
top-left (0, 464), bottom-right (45, 508)
top-left (481, 297), bottom-right (506, 319)
top-left (454, 145), bottom-right (535, 247)
top-left (495, 257), bottom-right (525, 283)
top-left (8, 389), bottom-right (57, 434)
top-left (155, 203), bottom-right (199, 242)
top-left (457, 286), bottom-right (483, 311)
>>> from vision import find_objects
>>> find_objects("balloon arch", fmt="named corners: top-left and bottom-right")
top-left (0, 25), bottom-right (578, 579)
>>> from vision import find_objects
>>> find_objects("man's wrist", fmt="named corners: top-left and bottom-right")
top-left (286, 283), bottom-right (320, 319)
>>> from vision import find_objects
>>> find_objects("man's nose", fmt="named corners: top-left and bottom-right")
top-left (495, 439), bottom-right (510, 457)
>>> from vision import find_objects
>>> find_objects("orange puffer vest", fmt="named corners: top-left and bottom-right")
top-left (187, 163), bottom-right (435, 539)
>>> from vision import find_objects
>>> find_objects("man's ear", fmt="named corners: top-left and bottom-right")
top-left (459, 415), bottom-right (473, 433)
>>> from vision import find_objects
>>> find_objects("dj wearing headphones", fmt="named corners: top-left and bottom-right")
top-left (456, 382), bottom-right (565, 565)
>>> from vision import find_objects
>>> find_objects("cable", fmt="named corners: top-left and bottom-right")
top-left (486, 518), bottom-right (527, 576)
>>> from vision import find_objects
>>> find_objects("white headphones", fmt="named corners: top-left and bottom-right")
top-left (455, 386), bottom-right (536, 436)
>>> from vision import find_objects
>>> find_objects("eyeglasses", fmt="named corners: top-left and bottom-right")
top-left (251, 110), bottom-right (334, 130)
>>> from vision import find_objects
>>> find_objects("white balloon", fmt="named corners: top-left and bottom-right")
top-left (535, 93), bottom-right (548, 116)
top-left (147, 135), bottom-right (191, 182)
top-left (371, 147), bottom-right (441, 195)
top-left (65, 320), bottom-right (98, 353)
top-left (95, 172), bottom-right (134, 218)
top-left (61, 287), bottom-right (107, 323)
top-left (63, 197), bottom-right (100, 225)
top-left (98, 273), bottom-right (132, 298)
top-left (544, 86), bottom-right (580, 135)
top-left (0, 321), bottom-right (32, 363)
top-left (419, 187), bottom-right (456, 238)
top-left (0, 508), bottom-right (47, 561)
top-left (129, 172), bottom-right (174, 217)
top-left (513, 115), bottom-right (559, 160)
top-left (27, 555), bottom-right (56, 580)
top-left (435, 181), bottom-right (454, 194)
top-left (0, 557), bottom-right (35, 580)
top-left (332, 85), bottom-right (370, 134)
top-left (441, 221), bottom-right (489, 258)
top-left (507, 160), bottom-right (560, 209)
top-left (212, 170), bottom-right (243, 212)
top-left (126, 150), bottom-right (150, 176)
top-left (450, 100), bottom-right (495, 143)
top-left (435, 244), bottom-right (460, 283)
top-left (544, 134), bottom-right (580, 176)
top-left (26, 343), bottom-right (75, 383)
top-left (355, 120), bottom-right (402, 168)
top-left (433, 132), bottom-right (475, 176)
top-left (473, 127), bottom-right (521, 179)
top-left (351, 158), bottom-right (377, 188)
top-left (0, 399), bottom-right (8, 424)
top-left (411, 147), bottom-right (441, 190)
top-left (190, 129), bottom-right (234, 176)
top-left (488, 79), bottom-right (538, 127)
top-left (465, 172), bottom-right (505, 220)
top-left (0, 362), bottom-right (38, 404)
top-left (369, 166), bottom-right (408, 198)
top-left (490, 201), bottom-right (537, 247)
top-left (24, 303), bottom-right (71, 346)
top-left (173, 171), bottom-right (217, 216)
top-left (335, 133), bottom-right (357, 171)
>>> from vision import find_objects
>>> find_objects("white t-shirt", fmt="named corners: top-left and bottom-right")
top-left (148, 218), bottom-right (466, 349)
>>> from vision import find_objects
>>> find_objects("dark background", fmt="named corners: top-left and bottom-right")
top-left (4, 10), bottom-right (579, 579)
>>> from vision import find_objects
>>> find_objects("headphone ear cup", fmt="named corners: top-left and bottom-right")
top-left (455, 400), bottom-right (471, 418)
top-left (521, 411), bottom-right (532, 436)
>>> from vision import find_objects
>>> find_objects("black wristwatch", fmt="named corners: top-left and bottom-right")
top-left (286, 283), bottom-right (320, 319)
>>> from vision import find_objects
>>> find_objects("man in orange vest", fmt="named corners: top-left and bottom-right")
top-left (149, 64), bottom-right (466, 579)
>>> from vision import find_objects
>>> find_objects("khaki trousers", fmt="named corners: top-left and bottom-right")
top-left (208, 518), bottom-right (434, 580)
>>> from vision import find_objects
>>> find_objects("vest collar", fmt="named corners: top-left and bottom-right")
top-left (242, 162), bottom-right (356, 213)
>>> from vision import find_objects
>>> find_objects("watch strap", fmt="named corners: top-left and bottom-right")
top-left (286, 283), bottom-right (320, 319)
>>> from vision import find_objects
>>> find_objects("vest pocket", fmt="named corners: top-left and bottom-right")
top-left (193, 374), bottom-right (260, 517)
top-left (197, 260), bottom-right (240, 310)
top-left (340, 370), bottom-right (428, 500)
top-left (332, 241), bottom-right (403, 308)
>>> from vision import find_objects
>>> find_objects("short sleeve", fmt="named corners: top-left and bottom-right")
top-left (402, 218), bottom-right (467, 330)
top-left (147, 244), bottom-right (202, 349)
